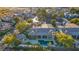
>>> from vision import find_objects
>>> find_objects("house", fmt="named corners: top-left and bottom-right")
top-left (57, 22), bottom-right (79, 39)
top-left (25, 12), bottom-right (35, 18)
top-left (64, 12), bottom-right (79, 19)
top-left (0, 22), bottom-right (12, 30)
top-left (27, 21), bottom-right (79, 47)
top-left (56, 17), bottom-right (69, 26)
top-left (28, 28), bottom-right (57, 47)
top-left (63, 28), bottom-right (79, 39)
top-left (2, 16), bottom-right (13, 22)
top-left (64, 23), bottom-right (78, 28)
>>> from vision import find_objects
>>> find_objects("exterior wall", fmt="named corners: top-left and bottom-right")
top-left (28, 28), bottom-right (57, 46)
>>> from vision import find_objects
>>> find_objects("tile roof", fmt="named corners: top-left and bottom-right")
top-left (65, 23), bottom-right (79, 28)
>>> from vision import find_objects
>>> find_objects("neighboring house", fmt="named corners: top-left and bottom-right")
top-left (64, 12), bottom-right (79, 19)
top-left (0, 22), bottom-right (12, 30)
top-left (2, 16), bottom-right (13, 22)
top-left (62, 28), bottom-right (79, 39)
top-left (56, 17), bottom-right (70, 26)
top-left (24, 12), bottom-right (35, 18)
top-left (1, 22), bottom-right (12, 30)
top-left (57, 23), bottom-right (79, 39)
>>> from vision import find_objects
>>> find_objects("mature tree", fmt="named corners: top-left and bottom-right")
top-left (50, 19), bottom-right (56, 27)
top-left (0, 29), bottom-right (11, 37)
top-left (2, 34), bottom-right (16, 45)
top-left (14, 17), bottom-right (20, 23)
top-left (76, 10), bottom-right (79, 14)
top-left (25, 42), bottom-right (32, 45)
top-left (70, 8), bottom-right (77, 14)
top-left (52, 12), bottom-right (64, 19)
top-left (15, 20), bottom-right (30, 32)
top-left (2, 33), bottom-right (22, 47)
top-left (70, 18), bottom-right (79, 25)
top-left (52, 14), bottom-right (57, 19)
top-left (55, 32), bottom-right (75, 48)
top-left (70, 8), bottom-right (79, 14)
top-left (26, 18), bottom-right (33, 23)
top-left (48, 41), bottom-right (52, 47)
top-left (13, 39), bottom-right (21, 46)
top-left (59, 12), bottom-right (64, 18)
top-left (36, 8), bottom-right (47, 21)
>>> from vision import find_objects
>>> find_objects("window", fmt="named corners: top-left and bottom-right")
top-left (72, 35), bottom-right (76, 39)
top-left (47, 34), bottom-right (52, 39)
top-left (37, 35), bottom-right (41, 39)
top-left (77, 35), bottom-right (79, 39)
top-left (42, 35), bottom-right (47, 39)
